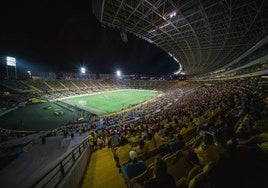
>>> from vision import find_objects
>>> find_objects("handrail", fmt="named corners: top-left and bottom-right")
top-left (30, 137), bottom-right (90, 188)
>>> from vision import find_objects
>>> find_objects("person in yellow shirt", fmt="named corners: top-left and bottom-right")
top-left (114, 144), bottom-right (133, 167)
top-left (146, 133), bottom-right (156, 151)
top-left (186, 133), bottom-right (220, 167)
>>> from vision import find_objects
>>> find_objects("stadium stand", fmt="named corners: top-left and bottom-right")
top-left (0, 76), bottom-right (267, 188)
top-left (1, 0), bottom-right (268, 186)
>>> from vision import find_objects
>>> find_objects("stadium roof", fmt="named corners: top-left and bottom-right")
top-left (92, 0), bottom-right (268, 76)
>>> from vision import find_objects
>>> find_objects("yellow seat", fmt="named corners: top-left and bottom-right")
top-left (157, 142), bottom-right (166, 149)
top-left (168, 157), bottom-right (188, 182)
top-left (121, 160), bottom-right (129, 166)
top-left (176, 177), bottom-right (187, 188)
top-left (188, 171), bottom-right (206, 188)
top-left (176, 164), bottom-right (201, 187)
top-left (202, 161), bottom-right (215, 174)
top-left (147, 148), bottom-right (158, 158)
top-left (164, 153), bottom-right (177, 166)
top-left (174, 148), bottom-right (184, 159)
top-left (138, 153), bottom-right (147, 161)
top-left (187, 161), bottom-right (216, 188)
top-left (187, 165), bottom-right (202, 180)
top-left (147, 165), bottom-right (154, 179)
top-left (162, 153), bottom-right (172, 160)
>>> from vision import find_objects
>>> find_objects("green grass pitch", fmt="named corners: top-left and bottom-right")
top-left (61, 89), bottom-right (160, 115)
top-left (0, 89), bottom-right (159, 131)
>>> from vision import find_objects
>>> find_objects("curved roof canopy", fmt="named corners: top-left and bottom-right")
top-left (93, 0), bottom-right (268, 76)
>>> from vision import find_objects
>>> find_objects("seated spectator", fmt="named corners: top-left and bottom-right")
top-left (144, 157), bottom-right (176, 188)
top-left (157, 124), bottom-right (166, 137)
top-left (135, 140), bottom-right (149, 158)
top-left (141, 129), bottom-right (148, 140)
top-left (146, 133), bottom-right (156, 151)
top-left (184, 133), bottom-right (220, 167)
top-left (179, 124), bottom-right (189, 136)
top-left (165, 124), bottom-right (174, 137)
top-left (129, 133), bottom-right (141, 146)
top-left (167, 134), bottom-right (185, 154)
top-left (236, 132), bottom-right (268, 154)
top-left (157, 133), bottom-right (185, 156)
top-left (121, 150), bottom-right (147, 182)
top-left (152, 129), bottom-right (165, 147)
top-left (114, 144), bottom-right (132, 168)
top-left (119, 132), bottom-right (129, 146)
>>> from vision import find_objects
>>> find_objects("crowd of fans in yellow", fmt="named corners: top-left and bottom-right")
top-left (0, 77), bottom-right (267, 187)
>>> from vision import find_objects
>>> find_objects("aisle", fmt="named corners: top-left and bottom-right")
top-left (81, 147), bottom-right (126, 188)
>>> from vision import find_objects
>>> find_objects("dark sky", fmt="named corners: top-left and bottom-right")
top-left (0, 0), bottom-right (178, 76)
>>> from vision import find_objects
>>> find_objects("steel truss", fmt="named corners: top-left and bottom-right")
top-left (93, 0), bottom-right (268, 76)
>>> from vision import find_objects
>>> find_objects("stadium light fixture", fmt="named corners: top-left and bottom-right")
top-left (6, 56), bottom-right (16, 66)
top-left (6, 56), bottom-right (17, 80)
top-left (169, 11), bottom-right (177, 18)
top-left (116, 70), bottom-right (121, 77)
top-left (81, 67), bottom-right (86, 74)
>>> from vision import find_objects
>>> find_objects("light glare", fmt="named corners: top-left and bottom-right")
top-left (116, 70), bottom-right (121, 77)
top-left (6, 56), bottom-right (16, 66)
top-left (81, 67), bottom-right (86, 74)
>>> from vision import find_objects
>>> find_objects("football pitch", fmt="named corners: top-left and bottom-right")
top-left (61, 89), bottom-right (160, 115)
top-left (0, 89), bottom-right (159, 131)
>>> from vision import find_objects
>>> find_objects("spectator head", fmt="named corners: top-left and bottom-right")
top-left (129, 150), bottom-right (138, 161)
top-left (153, 157), bottom-right (168, 179)
top-left (147, 132), bottom-right (153, 140)
top-left (176, 133), bottom-right (183, 140)
top-left (139, 140), bottom-right (145, 149)
top-left (203, 133), bottom-right (214, 146)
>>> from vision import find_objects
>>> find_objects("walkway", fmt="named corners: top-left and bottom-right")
top-left (0, 133), bottom-right (88, 188)
top-left (81, 147), bottom-right (126, 188)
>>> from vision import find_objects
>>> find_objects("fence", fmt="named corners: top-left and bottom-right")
top-left (30, 137), bottom-right (90, 188)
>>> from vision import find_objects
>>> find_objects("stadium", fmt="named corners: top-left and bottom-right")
top-left (0, 0), bottom-right (267, 188)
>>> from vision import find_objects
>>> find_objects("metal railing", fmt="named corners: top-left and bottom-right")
top-left (30, 137), bottom-right (90, 188)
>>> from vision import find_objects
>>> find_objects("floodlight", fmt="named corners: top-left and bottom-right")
top-left (6, 56), bottom-right (16, 66)
top-left (169, 11), bottom-right (176, 18)
top-left (6, 56), bottom-right (17, 80)
top-left (81, 67), bottom-right (86, 74)
top-left (116, 70), bottom-right (121, 77)
top-left (27, 70), bottom-right (31, 76)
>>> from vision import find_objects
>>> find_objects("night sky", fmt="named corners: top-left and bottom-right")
top-left (0, 0), bottom-right (178, 76)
